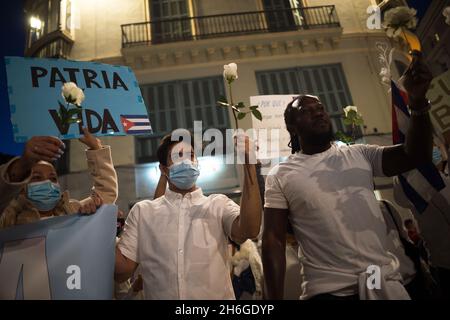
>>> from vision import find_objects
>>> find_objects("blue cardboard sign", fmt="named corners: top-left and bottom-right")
top-left (0, 205), bottom-right (117, 300)
top-left (5, 56), bottom-right (152, 142)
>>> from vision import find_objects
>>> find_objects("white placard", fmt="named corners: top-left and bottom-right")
top-left (250, 95), bottom-right (298, 159)
top-left (427, 70), bottom-right (450, 142)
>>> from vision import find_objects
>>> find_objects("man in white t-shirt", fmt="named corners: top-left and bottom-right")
top-left (262, 51), bottom-right (434, 300)
top-left (114, 130), bottom-right (262, 299)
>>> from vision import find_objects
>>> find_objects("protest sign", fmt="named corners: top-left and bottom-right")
top-left (250, 95), bottom-right (298, 159)
top-left (427, 69), bottom-right (450, 143)
top-left (5, 56), bottom-right (152, 142)
top-left (0, 205), bottom-right (117, 299)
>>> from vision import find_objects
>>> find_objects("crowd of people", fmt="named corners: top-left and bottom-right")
top-left (0, 51), bottom-right (449, 300)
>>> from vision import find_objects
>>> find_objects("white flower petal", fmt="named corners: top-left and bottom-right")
top-left (61, 82), bottom-right (84, 105)
top-left (223, 63), bottom-right (238, 82)
top-left (343, 106), bottom-right (358, 116)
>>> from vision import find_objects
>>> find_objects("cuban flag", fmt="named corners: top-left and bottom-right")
top-left (391, 80), bottom-right (446, 213)
top-left (120, 115), bottom-right (153, 135)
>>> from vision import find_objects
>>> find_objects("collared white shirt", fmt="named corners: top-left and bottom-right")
top-left (118, 188), bottom-right (240, 300)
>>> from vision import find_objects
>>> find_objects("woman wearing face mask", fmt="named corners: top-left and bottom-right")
top-left (0, 128), bottom-right (118, 228)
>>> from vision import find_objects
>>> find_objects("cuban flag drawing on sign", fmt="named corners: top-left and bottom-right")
top-left (120, 115), bottom-right (153, 135)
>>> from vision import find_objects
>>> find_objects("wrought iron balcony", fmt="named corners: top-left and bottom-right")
top-left (25, 29), bottom-right (74, 59)
top-left (121, 5), bottom-right (340, 48)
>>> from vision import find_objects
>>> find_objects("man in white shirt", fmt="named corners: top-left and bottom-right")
top-left (262, 51), bottom-right (434, 300)
top-left (115, 131), bottom-right (262, 299)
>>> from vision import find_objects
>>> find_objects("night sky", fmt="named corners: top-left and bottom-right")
top-left (0, 1), bottom-right (25, 156)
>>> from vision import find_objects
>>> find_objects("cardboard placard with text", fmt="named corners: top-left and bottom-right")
top-left (427, 69), bottom-right (450, 143)
top-left (5, 56), bottom-right (152, 142)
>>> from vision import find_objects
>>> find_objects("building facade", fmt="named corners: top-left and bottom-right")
top-left (23, 0), bottom-right (414, 210)
top-left (415, 0), bottom-right (450, 77)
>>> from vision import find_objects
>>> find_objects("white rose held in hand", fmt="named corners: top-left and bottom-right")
top-left (218, 62), bottom-right (262, 129)
top-left (62, 82), bottom-right (85, 106)
top-left (343, 106), bottom-right (358, 117)
top-left (223, 63), bottom-right (238, 83)
top-left (383, 6), bottom-right (417, 39)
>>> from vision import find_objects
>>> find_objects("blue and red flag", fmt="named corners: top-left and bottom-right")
top-left (391, 80), bottom-right (445, 213)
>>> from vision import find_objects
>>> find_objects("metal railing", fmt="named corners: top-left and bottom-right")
top-left (121, 5), bottom-right (340, 48)
top-left (25, 29), bottom-right (74, 58)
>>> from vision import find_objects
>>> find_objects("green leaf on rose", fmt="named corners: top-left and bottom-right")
top-left (237, 112), bottom-right (246, 120)
top-left (343, 118), bottom-right (353, 126)
top-left (217, 96), bottom-right (228, 103)
top-left (251, 109), bottom-right (262, 121)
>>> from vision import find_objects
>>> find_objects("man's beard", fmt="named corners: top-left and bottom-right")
top-left (301, 126), bottom-right (334, 147)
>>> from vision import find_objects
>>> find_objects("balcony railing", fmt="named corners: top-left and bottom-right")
top-left (121, 5), bottom-right (340, 48)
top-left (25, 29), bottom-right (74, 59)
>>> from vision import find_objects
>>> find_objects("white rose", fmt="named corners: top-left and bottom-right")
top-left (384, 7), bottom-right (417, 36)
top-left (386, 26), bottom-right (403, 38)
top-left (443, 7), bottom-right (450, 25)
top-left (223, 63), bottom-right (238, 83)
top-left (343, 106), bottom-right (358, 117)
top-left (61, 82), bottom-right (85, 106)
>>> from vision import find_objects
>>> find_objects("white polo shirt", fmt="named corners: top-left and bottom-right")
top-left (265, 144), bottom-right (403, 299)
top-left (117, 188), bottom-right (239, 300)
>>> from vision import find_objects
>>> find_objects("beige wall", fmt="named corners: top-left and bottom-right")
top-left (69, 0), bottom-right (381, 61)
top-left (306, 0), bottom-right (376, 34)
top-left (70, 0), bottom-right (146, 61)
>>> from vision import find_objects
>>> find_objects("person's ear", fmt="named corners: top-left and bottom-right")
top-left (159, 164), bottom-right (169, 178)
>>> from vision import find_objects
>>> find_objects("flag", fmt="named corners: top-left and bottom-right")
top-left (120, 115), bottom-right (153, 135)
top-left (391, 80), bottom-right (446, 213)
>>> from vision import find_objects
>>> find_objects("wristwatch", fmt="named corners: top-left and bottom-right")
top-left (410, 101), bottom-right (431, 116)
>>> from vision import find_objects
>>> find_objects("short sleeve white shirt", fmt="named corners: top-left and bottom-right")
top-left (265, 144), bottom-right (396, 299)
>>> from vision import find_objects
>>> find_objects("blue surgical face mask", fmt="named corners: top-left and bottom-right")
top-left (168, 159), bottom-right (200, 190)
top-left (432, 146), bottom-right (443, 166)
top-left (27, 180), bottom-right (62, 211)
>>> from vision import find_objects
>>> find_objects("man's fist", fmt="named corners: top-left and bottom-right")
top-left (402, 50), bottom-right (433, 109)
top-left (79, 127), bottom-right (102, 150)
top-left (79, 194), bottom-right (103, 215)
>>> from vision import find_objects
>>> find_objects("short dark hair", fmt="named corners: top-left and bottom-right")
top-left (285, 95), bottom-right (317, 154)
top-left (156, 130), bottom-right (195, 166)
top-left (285, 98), bottom-right (300, 154)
